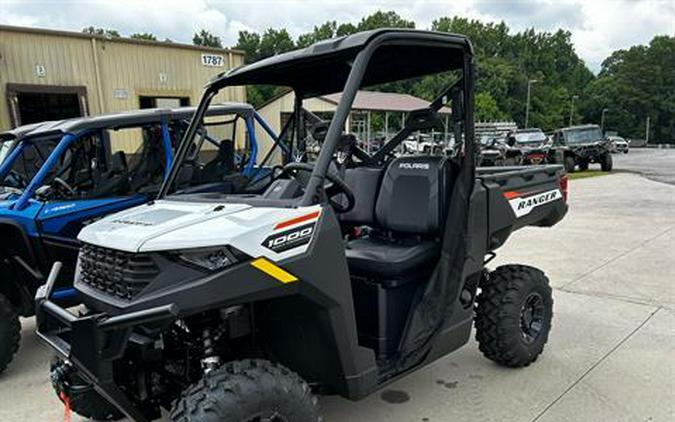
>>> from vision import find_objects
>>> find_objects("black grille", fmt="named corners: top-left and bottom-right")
top-left (78, 244), bottom-right (159, 300)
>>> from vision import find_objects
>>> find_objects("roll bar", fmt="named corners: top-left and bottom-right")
top-left (159, 30), bottom-right (474, 207)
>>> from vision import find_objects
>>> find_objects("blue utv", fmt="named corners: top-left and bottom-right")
top-left (0, 103), bottom-right (283, 374)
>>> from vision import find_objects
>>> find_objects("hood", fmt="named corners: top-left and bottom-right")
top-left (78, 199), bottom-right (324, 261)
top-left (519, 142), bottom-right (549, 151)
top-left (570, 140), bottom-right (606, 148)
top-left (78, 200), bottom-right (252, 252)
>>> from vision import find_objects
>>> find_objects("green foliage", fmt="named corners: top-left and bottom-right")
top-left (130, 32), bottom-right (157, 41)
top-left (193, 29), bottom-right (222, 48)
top-left (431, 17), bottom-right (593, 131)
top-left (82, 26), bottom-right (120, 38)
top-left (580, 35), bottom-right (675, 142)
top-left (355, 10), bottom-right (415, 30)
top-left (228, 11), bottom-right (671, 142)
top-left (475, 92), bottom-right (505, 121)
top-left (237, 11), bottom-right (416, 107)
top-left (295, 10), bottom-right (415, 48)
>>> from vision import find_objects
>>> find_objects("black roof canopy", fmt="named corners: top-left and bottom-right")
top-left (210, 29), bottom-right (473, 98)
top-left (0, 103), bottom-right (253, 141)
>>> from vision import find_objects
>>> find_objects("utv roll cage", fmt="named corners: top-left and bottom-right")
top-left (160, 29), bottom-right (475, 207)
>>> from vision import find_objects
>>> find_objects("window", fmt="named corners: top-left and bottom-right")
top-left (139, 96), bottom-right (190, 109)
top-left (0, 136), bottom-right (60, 190)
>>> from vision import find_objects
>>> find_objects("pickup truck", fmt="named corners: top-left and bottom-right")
top-left (36, 29), bottom-right (569, 422)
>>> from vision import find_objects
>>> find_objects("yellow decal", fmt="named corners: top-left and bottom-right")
top-left (251, 258), bottom-right (298, 284)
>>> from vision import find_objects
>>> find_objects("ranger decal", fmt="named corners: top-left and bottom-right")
top-left (508, 188), bottom-right (562, 218)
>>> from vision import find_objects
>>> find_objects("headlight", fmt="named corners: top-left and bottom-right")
top-left (175, 246), bottom-right (245, 272)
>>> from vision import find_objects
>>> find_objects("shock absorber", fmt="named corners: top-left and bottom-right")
top-left (200, 327), bottom-right (221, 373)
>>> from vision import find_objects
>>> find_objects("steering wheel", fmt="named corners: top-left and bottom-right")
top-left (283, 162), bottom-right (355, 213)
top-left (53, 177), bottom-right (77, 196)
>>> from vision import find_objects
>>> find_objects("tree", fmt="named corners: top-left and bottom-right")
top-left (130, 32), bottom-right (157, 41)
top-left (356, 10), bottom-right (415, 31)
top-left (235, 28), bottom-right (296, 107)
top-left (475, 92), bottom-right (506, 121)
top-left (193, 29), bottom-right (222, 48)
top-left (297, 21), bottom-right (338, 48)
top-left (258, 28), bottom-right (295, 59)
top-left (430, 17), bottom-right (594, 131)
top-left (82, 26), bottom-right (120, 38)
top-left (226, 11), bottom-right (671, 141)
top-left (580, 35), bottom-right (674, 142)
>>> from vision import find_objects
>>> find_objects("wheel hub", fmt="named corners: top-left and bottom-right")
top-left (520, 292), bottom-right (545, 344)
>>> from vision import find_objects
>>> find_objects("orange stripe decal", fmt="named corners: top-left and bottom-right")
top-left (503, 191), bottom-right (521, 199)
top-left (274, 210), bottom-right (321, 230)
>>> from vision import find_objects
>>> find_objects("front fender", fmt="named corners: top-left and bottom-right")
top-left (0, 220), bottom-right (44, 314)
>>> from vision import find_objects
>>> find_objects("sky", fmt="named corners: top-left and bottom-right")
top-left (1, 0), bottom-right (674, 72)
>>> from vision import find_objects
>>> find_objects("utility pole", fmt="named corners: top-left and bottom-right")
top-left (525, 79), bottom-right (538, 128)
top-left (568, 95), bottom-right (579, 126)
top-left (645, 116), bottom-right (650, 144)
top-left (600, 108), bottom-right (608, 132)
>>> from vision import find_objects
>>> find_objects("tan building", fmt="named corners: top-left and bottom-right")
top-left (0, 25), bottom-right (246, 131)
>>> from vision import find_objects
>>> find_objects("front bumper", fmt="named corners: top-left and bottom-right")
top-left (36, 263), bottom-right (178, 422)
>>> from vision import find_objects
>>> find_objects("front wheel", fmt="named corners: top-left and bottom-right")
top-left (170, 359), bottom-right (320, 422)
top-left (475, 265), bottom-right (553, 367)
top-left (564, 156), bottom-right (576, 173)
top-left (0, 293), bottom-right (21, 375)
top-left (600, 153), bottom-right (613, 171)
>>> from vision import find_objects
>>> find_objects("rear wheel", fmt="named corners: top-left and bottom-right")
top-left (475, 265), bottom-right (553, 367)
top-left (51, 358), bottom-right (124, 421)
top-left (600, 153), bottom-right (613, 171)
top-left (564, 156), bottom-right (576, 173)
top-left (170, 359), bottom-right (320, 422)
top-left (0, 293), bottom-right (20, 375)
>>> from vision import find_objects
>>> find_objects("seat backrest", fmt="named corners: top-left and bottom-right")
top-left (339, 166), bottom-right (384, 226)
top-left (375, 155), bottom-right (450, 236)
top-left (110, 151), bottom-right (128, 173)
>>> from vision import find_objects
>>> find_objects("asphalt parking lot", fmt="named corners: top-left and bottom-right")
top-left (0, 149), bottom-right (673, 422)
top-left (613, 148), bottom-right (675, 185)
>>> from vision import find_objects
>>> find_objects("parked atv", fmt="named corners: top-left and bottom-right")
top-left (512, 128), bottom-right (550, 165)
top-left (549, 124), bottom-right (613, 172)
top-left (37, 29), bottom-right (568, 422)
top-left (0, 104), bottom-right (279, 375)
top-left (479, 135), bottom-right (522, 166)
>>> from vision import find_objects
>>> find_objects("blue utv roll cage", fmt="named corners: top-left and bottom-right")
top-left (0, 104), bottom-right (283, 313)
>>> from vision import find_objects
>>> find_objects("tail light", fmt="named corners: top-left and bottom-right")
top-left (559, 174), bottom-right (568, 202)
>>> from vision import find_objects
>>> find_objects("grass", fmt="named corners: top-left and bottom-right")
top-left (568, 169), bottom-right (612, 180)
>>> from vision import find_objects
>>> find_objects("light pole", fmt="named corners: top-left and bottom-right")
top-left (568, 95), bottom-right (579, 126)
top-left (525, 79), bottom-right (538, 128)
top-left (600, 108), bottom-right (609, 132)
